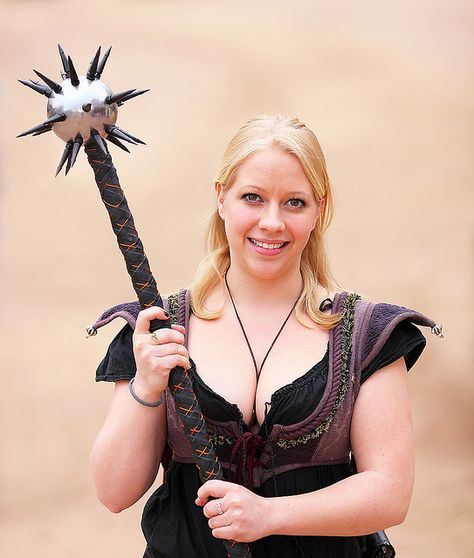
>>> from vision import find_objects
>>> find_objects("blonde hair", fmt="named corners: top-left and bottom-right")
top-left (190, 114), bottom-right (340, 329)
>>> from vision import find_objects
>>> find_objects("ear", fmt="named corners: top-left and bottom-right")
top-left (215, 181), bottom-right (225, 220)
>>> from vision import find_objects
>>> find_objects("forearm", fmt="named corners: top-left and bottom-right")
top-left (266, 469), bottom-right (413, 537)
top-left (91, 381), bottom-right (167, 513)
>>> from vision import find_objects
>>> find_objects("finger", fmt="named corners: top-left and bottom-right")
top-left (158, 354), bottom-right (191, 371)
top-left (171, 324), bottom-right (186, 335)
top-left (203, 498), bottom-right (226, 519)
top-left (154, 342), bottom-right (189, 357)
top-left (133, 336), bottom-right (188, 363)
top-left (211, 526), bottom-right (236, 541)
top-left (208, 511), bottom-right (230, 529)
top-left (135, 307), bottom-right (169, 334)
top-left (144, 328), bottom-right (185, 346)
top-left (196, 480), bottom-right (230, 503)
top-left (135, 345), bottom-right (190, 370)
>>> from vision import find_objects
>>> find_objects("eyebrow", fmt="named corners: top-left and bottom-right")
top-left (237, 185), bottom-right (312, 197)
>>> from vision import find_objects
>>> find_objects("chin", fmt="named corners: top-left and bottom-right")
top-left (245, 260), bottom-right (296, 282)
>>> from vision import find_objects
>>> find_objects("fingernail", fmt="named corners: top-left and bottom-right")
top-left (164, 311), bottom-right (169, 318)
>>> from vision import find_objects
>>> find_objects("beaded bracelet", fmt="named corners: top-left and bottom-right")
top-left (128, 378), bottom-right (165, 407)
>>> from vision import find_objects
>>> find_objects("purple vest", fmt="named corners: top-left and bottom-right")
top-left (90, 290), bottom-right (441, 488)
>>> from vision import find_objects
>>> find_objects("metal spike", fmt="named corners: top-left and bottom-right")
top-left (65, 147), bottom-right (74, 175)
top-left (55, 141), bottom-right (73, 176)
top-left (104, 125), bottom-right (138, 145)
top-left (32, 127), bottom-right (53, 136)
top-left (106, 134), bottom-right (130, 153)
top-left (105, 89), bottom-right (136, 105)
top-left (90, 128), bottom-right (108, 155)
top-left (118, 127), bottom-right (146, 145)
top-left (107, 125), bottom-right (145, 145)
top-left (87, 47), bottom-right (101, 80)
top-left (58, 44), bottom-right (70, 79)
top-left (18, 79), bottom-right (53, 98)
top-left (17, 113), bottom-right (66, 138)
top-left (67, 56), bottom-right (80, 86)
top-left (33, 69), bottom-right (62, 94)
top-left (117, 88), bottom-right (150, 106)
top-left (95, 46), bottom-right (112, 79)
top-left (67, 134), bottom-right (83, 171)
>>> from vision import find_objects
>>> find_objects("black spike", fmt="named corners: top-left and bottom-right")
top-left (95, 46), bottom-right (111, 79)
top-left (67, 56), bottom-right (80, 86)
top-left (107, 125), bottom-right (145, 145)
top-left (18, 79), bottom-right (53, 98)
top-left (32, 127), bottom-right (53, 136)
top-left (106, 134), bottom-right (130, 153)
top-left (104, 125), bottom-right (138, 145)
top-left (67, 134), bottom-right (83, 172)
top-left (55, 141), bottom-right (73, 176)
top-left (58, 44), bottom-right (70, 79)
top-left (87, 47), bottom-right (101, 80)
top-left (90, 128), bottom-right (108, 155)
top-left (105, 89), bottom-right (136, 105)
top-left (65, 148), bottom-right (73, 175)
top-left (17, 113), bottom-right (66, 138)
top-left (33, 70), bottom-right (62, 94)
top-left (117, 88), bottom-right (150, 106)
top-left (118, 127), bottom-right (146, 145)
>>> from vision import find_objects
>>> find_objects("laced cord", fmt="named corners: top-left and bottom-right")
top-left (224, 271), bottom-right (302, 425)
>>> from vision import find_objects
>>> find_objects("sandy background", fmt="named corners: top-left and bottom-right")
top-left (1, 0), bottom-right (473, 556)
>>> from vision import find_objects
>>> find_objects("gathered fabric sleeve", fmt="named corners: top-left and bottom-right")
top-left (95, 323), bottom-right (137, 382)
top-left (360, 320), bottom-right (426, 384)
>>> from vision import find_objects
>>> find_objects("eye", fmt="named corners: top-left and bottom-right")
top-left (242, 192), bottom-right (262, 203)
top-left (286, 198), bottom-right (306, 208)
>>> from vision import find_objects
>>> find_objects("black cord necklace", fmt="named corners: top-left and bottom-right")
top-left (224, 271), bottom-right (302, 425)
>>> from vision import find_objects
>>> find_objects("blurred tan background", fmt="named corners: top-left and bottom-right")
top-left (1, 0), bottom-right (472, 556)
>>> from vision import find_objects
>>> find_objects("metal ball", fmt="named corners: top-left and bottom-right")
top-left (47, 76), bottom-right (117, 142)
top-left (17, 45), bottom-right (148, 174)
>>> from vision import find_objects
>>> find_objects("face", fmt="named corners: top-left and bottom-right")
top-left (216, 146), bottom-right (321, 281)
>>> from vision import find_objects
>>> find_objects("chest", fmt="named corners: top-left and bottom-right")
top-left (187, 312), bottom-right (329, 427)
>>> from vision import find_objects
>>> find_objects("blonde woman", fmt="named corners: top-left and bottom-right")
top-left (91, 115), bottom-right (436, 557)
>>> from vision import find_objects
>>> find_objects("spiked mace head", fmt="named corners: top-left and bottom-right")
top-left (17, 45), bottom-right (149, 175)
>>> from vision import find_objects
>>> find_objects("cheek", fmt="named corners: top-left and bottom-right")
top-left (292, 217), bottom-right (317, 242)
top-left (225, 207), bottom-right (254, 234)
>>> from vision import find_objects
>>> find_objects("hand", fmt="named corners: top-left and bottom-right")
top-left (132, 306), bottom-right (191, 401)
top-left (195, 479), bottom-right (274, 543)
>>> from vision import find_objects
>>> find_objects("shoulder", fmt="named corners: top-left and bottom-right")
top-left (338, 291), bottom-right (439, 373)
top-left (88, 291), bottom-right (187, 335)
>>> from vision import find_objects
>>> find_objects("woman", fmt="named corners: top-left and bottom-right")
top-left (91, 114), bottom-right (434, 557)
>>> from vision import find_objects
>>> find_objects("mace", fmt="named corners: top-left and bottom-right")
top-left (17, 44), bottom-right (251, 558)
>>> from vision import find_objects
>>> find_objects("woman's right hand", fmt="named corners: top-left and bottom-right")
top-left (132, 306), bottom-right (191, 402)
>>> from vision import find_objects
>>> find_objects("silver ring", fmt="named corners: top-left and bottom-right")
top-left (215, 499), bottom-right (224, 515)
top-left (150, 331), bottom-right (160, 344)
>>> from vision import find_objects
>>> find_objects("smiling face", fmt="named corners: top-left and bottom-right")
top-left (216, 146), bottom-right (321, 282)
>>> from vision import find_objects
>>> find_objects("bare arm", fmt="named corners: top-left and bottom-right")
top-left (90, 379), bottom-right (167, 513)
top-left (90, 307), bottom-right (191, 513)
top-left (198, 356), bottom-right (415, 541)
top-left (267, 356), bottom-right (414, 536)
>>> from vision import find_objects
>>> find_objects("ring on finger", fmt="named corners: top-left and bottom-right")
top-left (150, 331), bottom-right (160, 345)
top-left (215, 499), bottom-right (224, 515)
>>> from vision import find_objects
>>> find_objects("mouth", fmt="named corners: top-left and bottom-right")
top-left (248, 238), bottom-right (289, 251)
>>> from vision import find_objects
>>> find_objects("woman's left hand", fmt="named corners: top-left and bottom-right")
top-left (195, 479), bottom-right (274, 543)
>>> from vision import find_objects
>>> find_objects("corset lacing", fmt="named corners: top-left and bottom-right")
top-left (230, 402), bottom-right (279, 496)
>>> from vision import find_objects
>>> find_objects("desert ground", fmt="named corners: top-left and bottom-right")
top-left (0, 1), bottom-right (472, 556)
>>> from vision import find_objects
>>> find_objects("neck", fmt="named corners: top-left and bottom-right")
top-left (224, 265), bottom-right (303, 309)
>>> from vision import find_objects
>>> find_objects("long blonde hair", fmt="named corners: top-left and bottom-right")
top-left (190, 114), bottom-right (340, 329)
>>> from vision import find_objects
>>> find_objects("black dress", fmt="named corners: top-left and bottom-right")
top-left (96, 320), bottom-right (426, 558)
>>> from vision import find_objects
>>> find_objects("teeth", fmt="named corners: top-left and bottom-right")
top-left (250, 239), bottom-right (285, 249)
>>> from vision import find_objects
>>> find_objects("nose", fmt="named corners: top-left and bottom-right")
top-left (258, 202), bottom-right (285, 232)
